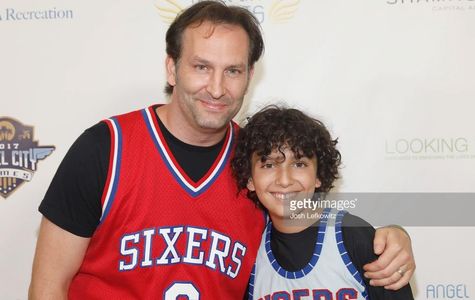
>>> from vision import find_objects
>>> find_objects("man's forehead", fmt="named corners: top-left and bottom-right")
top-left (190, 55), bottom-right (246, 67)
top-left (179, 20), bottom-right (251, 67)
top-left (185, 20), bottom-right (245, 39)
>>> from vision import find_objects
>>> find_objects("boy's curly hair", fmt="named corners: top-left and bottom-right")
top-left (232, 105), bottom-right (341, 207)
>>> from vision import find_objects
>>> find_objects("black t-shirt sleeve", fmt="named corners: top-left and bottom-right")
top-left (39, 121), bottom-right (110, 237)
top-left (342, 213), bottom-right (414, 300)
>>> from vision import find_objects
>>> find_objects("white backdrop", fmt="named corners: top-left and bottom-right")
top-left (1, 0), bottom-right (475, 299)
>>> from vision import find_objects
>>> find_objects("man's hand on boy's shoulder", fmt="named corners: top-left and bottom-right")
top-left (364, 225), bottom-right (415, 290)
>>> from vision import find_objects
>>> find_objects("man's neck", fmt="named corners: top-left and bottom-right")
top-left (156, 104), bottom-right (228, 147)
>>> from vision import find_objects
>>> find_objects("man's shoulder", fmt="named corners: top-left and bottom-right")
top-left (83, 121), bottom-right (110, 141)
top-left (338, 212), bottom-right (375, 251)
top-left (108, 106), bottom-right (149, 122)
top-left (80, 106), bottom-right (151, 146)
top-left (342, 212), bottom-right (374, 229)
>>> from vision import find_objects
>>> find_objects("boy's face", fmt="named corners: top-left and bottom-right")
top-left (247, 146), bottom-right (321, 231)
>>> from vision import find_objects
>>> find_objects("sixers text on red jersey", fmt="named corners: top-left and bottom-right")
top-left (119, 225), bottom-right (247, 278)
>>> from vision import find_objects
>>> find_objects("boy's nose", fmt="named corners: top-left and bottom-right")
top-left (275, 168), bottom-right (293, 187)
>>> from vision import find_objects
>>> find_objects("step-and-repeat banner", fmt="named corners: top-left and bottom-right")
top-left (1, 1), bottom-right (474, 299)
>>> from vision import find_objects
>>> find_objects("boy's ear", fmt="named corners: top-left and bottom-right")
top-left (246, 178), bottom-right (255, 191)
top-left (315, 178), bottom-right (322, 189)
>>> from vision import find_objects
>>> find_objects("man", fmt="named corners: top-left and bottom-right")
top-left (29, 1), bottom-right (415, 299)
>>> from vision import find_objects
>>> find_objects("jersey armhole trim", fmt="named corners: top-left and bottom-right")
top-left (99, 118), bottom-right (122, 223)
top-left (247, 264), bottom-right (256, 299)
top-left (335, 210), bottom-right (369, 299)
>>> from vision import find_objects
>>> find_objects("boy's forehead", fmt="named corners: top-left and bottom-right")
top-left (256, 146), bottom-right (304, 159)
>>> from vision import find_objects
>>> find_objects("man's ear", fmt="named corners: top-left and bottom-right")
top-left (249, 65), bottom-right (255, 81)
top-left (243, 66), bottom-right (255, 95)
top-left (247, 178), bottom-right (255, 191)
top-left (165, 56), bottom-right (177, 87)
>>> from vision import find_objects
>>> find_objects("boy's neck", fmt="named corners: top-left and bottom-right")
top-left (271, 208), bottom-right (323, 234)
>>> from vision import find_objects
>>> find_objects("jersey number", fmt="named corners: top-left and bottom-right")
top-left (164, 282), bottom-right (200, 300)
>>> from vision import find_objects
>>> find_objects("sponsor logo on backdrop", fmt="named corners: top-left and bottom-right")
top-left (0, 118), bottom-right (54, 199)
top-left (155, 0), bottom-right (300, 24)
top-left (384, 137), bottom-right (475, 160)
top-left (0, 7), bottom-right (74, 22)
top-left (385, 0), bottom-right (475, 12)
top-left (426, 283), bottom-right (470, 299)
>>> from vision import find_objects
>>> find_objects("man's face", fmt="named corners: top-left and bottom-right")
top-left (166, 21), bottom-right (253, 131)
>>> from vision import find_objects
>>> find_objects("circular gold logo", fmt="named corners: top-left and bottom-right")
top-left (0, 121), bottom-right (15, 141)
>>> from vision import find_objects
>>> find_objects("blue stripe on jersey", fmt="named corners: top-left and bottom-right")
top-left (264, 208), bottom-right (331, 279)
top-left (335, 210), bottom-right (369, 299)
top-left (141, 108), bottom-right (233, 198)
top-left (248, 264), bottom-right (256, 299)
top-left (100, 117), bottom-right (122, 223)
top-left (198, 128), bottom-right (234, 193)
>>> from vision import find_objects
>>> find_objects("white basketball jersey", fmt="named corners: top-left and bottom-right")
top-left (249, 209), bottom-right (369, 300)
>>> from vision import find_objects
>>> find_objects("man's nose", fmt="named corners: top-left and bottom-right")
top-left (206, 71), bottom-right (225, 99)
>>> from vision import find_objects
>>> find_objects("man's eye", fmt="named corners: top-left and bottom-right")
top-left (195, 65), bottom-right (208, 71)
top-left (261, 163), bottom-right (274, 169)
top-left (226, 68), bottom-right (242, 76)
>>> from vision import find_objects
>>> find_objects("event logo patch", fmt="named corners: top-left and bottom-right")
top-left (155, 0), bottom-right (300, 24)
top-left (0, 117), bottom-right (54, 199)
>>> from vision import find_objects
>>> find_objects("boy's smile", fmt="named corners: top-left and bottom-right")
top-left (247, 146), bottom-right (321, 233)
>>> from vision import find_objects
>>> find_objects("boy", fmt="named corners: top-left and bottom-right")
top-left (232, 105), bottom-right (414, 299)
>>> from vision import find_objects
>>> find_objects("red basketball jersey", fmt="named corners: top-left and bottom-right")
top-left (68, 106), bottom-right (265, 299)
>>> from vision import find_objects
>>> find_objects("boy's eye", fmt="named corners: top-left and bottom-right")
top-left (261, 162), bottom-right (274, 169)
top-left (294, 161), bottom-right (308, 168)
